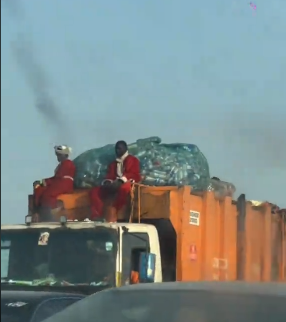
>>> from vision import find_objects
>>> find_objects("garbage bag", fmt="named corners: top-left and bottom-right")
top-left (74, 136), bottom-right (211, 191)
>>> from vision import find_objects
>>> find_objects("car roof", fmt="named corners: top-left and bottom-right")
top-left (102, 281), bottom-right (286, 297)
top-left (1, 290), bottom-right (84, 304)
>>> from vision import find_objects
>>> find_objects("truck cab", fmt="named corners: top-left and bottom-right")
top-left (1, 219), bottom-right (163, 294)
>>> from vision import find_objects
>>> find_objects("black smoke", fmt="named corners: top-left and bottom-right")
top-left (2, 0), bottom-right (71, 142)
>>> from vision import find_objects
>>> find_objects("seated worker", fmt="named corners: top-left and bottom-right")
top-left (90, 140), bottom-right (141, 222)
top-left (58, 240), bottom-right (115, 286)
top-left (86, 240), bottom-right (115, 284)
top-left (33, 145), bottom-right (75, 217)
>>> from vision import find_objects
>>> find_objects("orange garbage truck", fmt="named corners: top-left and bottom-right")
top-left (1, 184), bottom-right (285, 295)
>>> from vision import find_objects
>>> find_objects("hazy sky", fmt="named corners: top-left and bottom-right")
top-left (1, 0), bottom-right (285, 224)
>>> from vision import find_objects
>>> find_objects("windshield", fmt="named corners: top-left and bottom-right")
top-left (1, 228), bottom-right (117, 287)
top-left (46, 289), bottom-right (286, 322)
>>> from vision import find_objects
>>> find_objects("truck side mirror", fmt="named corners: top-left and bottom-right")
top-left (139, 252), bottom-right (156, 283)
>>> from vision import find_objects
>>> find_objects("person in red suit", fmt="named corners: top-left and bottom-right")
top-left (33, 145), bottom-right (76, 212)
top-left (90, 141), bottom-right (141, 222)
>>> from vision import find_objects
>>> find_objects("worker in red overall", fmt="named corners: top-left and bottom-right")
top-left (33, 145), bottom-right (76, 212)
top-left (90, 141), bottom-right (141, 222)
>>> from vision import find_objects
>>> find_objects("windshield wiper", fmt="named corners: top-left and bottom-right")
top-left (1, 278), bottom-right (111, 287)
top-left (90, 281), bottom-right (110, 286)
top-left (1, 277), bottom-right (56, 286)
top-left (60, 280), bottom-right (111, 287)
top-left (1, 279), bottom-right (33, 285)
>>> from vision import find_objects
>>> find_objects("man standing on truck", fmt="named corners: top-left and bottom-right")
top-left (89, 140), bottom-right (141, 222)
top-left (33, 145), bottom-right (75, 217)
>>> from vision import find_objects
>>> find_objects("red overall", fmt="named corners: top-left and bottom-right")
top-left (34, 159), bottom-right (76, 209)
top-left (90, 155), bottom-right (141, 220)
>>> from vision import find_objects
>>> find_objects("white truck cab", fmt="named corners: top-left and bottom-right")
top-left (1, 219), bottom-right (162, 291)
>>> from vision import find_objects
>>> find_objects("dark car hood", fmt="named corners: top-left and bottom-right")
top-left (1, 289), bottom-right (87, 322)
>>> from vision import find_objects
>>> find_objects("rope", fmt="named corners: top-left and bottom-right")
top-left (129, 184), bottom-right (135, 223)
top-left (129, 182), bottom-right (145, 223)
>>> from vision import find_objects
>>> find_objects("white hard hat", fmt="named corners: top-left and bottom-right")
top-left (54, 145), bottom-right (72, 155)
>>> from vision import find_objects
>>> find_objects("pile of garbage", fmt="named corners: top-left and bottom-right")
top-left (74, 136), bottom-right (211, 191)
